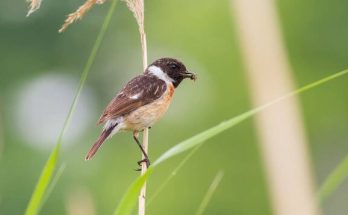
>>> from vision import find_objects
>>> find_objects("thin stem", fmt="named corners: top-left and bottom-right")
top-left (138, 2), bottom-right (148, 215)
top-left (123, 0), bottom-right (148, 213)
top-left (318, 155), bottom-right (348, 201)
top-left (139, 128), bottom-right (148, 215)
top-left (0, 98), bottom-right (4, 158)
top-left (195, 171), bottom-right (224, 215)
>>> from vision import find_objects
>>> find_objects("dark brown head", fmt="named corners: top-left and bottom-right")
top-left (146, 58), bottom-right (196, 87)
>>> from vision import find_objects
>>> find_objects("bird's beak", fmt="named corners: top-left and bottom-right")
top-left (182, 71), bottom-right (197, 81)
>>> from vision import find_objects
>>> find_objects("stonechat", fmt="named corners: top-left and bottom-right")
top-left (85, 58), bottom-right (196, 167)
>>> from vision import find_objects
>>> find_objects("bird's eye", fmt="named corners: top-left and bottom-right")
top-left (169, 63), bottom-right (178, 69)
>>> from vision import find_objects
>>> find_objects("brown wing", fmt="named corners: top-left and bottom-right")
top-left (98, 74), bottom-right (167, 124)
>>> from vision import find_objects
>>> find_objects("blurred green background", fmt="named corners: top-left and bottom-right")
top-left (1, 0), bottom-right (348, 214)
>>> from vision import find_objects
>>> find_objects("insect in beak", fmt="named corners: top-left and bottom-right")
top-left (182, 71), bottom-right (197, 81)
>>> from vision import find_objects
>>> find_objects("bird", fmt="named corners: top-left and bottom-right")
top-left (85, 58), bottom-right (196, 168)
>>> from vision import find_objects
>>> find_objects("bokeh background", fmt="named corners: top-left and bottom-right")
top-left (1, 0), bottom-right (348, 214)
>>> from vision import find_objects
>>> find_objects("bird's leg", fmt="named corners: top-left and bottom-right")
top-left (133, 131), bottom-right (150, 169)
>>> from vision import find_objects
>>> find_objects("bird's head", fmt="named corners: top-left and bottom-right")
top-left (146, 58), bottom-right (196, 87)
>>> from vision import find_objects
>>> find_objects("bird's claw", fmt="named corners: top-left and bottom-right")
top-left (137, 158), bottom-right (151, 168)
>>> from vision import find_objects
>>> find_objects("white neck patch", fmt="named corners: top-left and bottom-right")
top-left (148, 65), bottom-right (174, 84)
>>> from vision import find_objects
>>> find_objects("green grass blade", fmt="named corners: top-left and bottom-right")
top-left (113, 69), bottom-right (348, 215)
top-left (40, 163), bottom-right (67, 209)
top-left (25, 143), bottom-right (61, 215)
top-left (114, 169), bottom-right (153, 215)
top-left (318, 155), bottom-right (348, 201)
top-left (24, 1), bottom-right (118, 214)
top-left (195, 171), bottom-right (224, 215)
top-left (154, 69), bottom-right (348, 166)
top-left (147, 145), bottom-right (202, 205)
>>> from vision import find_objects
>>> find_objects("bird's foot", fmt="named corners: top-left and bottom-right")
top-left (141, 127), bottom-right (151, 132)
top-left (137, 158), bottom-right (151, 168)
top-left (134, 158), bottom-right (151, 171)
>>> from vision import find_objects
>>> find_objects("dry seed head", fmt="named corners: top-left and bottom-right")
top-left (123, 0), bottom-right (144, 33)
top-left (96, 0), bottom-right (107, 4)
top-left (59, 0), bottom-right (104, 33)
top-left (26, 0), bottom-right (42, 17)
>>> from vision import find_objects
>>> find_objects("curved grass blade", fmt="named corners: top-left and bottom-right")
top-left (318, 155), bottom-right (348, 201)
top-left (24, 143), bottom-right (61, 215)
top-left (195, 171), bottom-right (224, 215)
top-left (113, 69), bottom-right (348, 215)
top-left (24, 1), bottom-right (118, 214)
top-left (154, 69), bottom-right (348, 166)
top-left (114, 169), bottom-right (153, 215)
top-left (40, 163), bottom-right (66, 209)
top-left (147, 145), bottom-right (202, 205)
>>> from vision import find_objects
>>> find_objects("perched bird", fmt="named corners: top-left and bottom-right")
top-left (85, 58), bottom-right (196, 167)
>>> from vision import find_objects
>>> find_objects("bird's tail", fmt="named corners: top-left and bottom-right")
top-left (85, 123), bottom-right (118, 160)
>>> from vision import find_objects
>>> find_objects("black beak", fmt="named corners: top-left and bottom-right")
top-left (182, 71), bottom-right (197, 81)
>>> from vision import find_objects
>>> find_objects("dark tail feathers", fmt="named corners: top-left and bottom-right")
top-left (85, 124), bottom-right (117, 160)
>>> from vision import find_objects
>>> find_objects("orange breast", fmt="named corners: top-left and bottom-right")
top-left (123, 83), bottom-right (175, 131)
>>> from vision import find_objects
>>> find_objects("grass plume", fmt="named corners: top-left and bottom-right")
top-left (123, 0), bottom-right (147, 67)
top-left (123, 0), bottom-right (144, 33)
top-left (26, 0), bottom-right (42, 16)
top-left (59, 0), bottom-right (107, 33)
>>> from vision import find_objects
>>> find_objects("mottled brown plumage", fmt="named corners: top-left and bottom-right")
top-left (86, 58), bottom-right (196, 164)
top-left (98, 75), bottom-right (167, 124)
